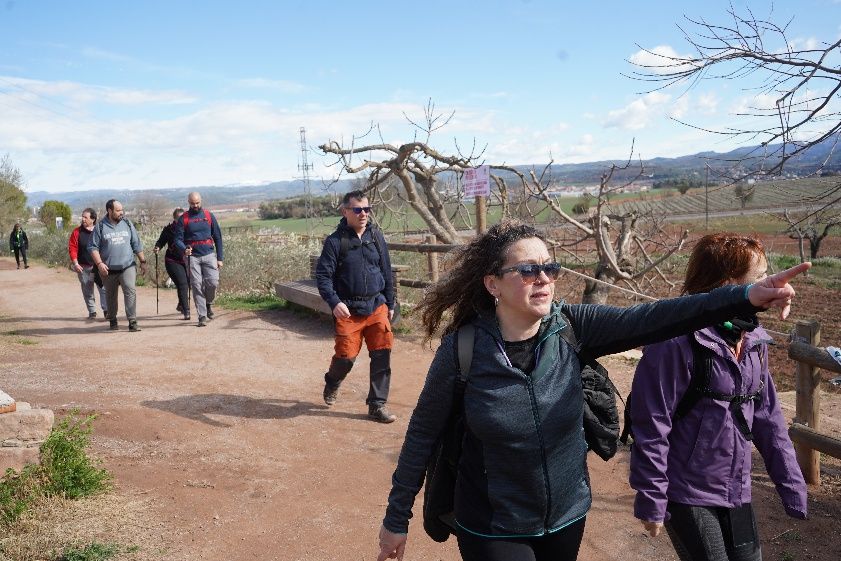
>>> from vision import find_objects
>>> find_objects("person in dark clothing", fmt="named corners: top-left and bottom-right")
top-left (173, 192), bottom-right (223, 327)
top-left (68, 208), bottom-right (108, 319)
top-left (376, 221), bottom-right (810, 561)
top-left (9, 223), bottom-right (28, 269)
top-left (315, 190), bottom-right (396, 424)
top-left (154, 208), bottom-right (190, 320)
top-left (629, 233), bottom-right (807, 561)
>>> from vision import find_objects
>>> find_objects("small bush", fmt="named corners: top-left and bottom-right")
top-left (0, 465), bottom-right (42, 526)
top-left (0, 412), bottom-right (109, 527)
top-left (40, 414), bottom-right (110, 500)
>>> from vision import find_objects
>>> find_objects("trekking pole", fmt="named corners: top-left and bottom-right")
top-left (186, 253), bottom-right (191, 313)
top-left (155, 251), bottom-right (159, 315)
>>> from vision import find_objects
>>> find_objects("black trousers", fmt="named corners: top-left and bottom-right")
top-left (165, 260), bottom-right (190, 313)
top-left (456, 518), bottom-right (586, 561)
top-left (665, 502), bottom-right (761, 561)
top-left (13, 247), bottom-right (27, 267)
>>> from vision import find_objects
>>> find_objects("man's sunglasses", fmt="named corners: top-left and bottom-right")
top-left (498, 262), bottom-right (562, 282)
top-left (349, 206), bottom-right (372, 214)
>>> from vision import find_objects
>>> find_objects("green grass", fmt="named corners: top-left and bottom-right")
top-left (60, 542), bottom-right (121, 561)
top-left (215, 293), bottom-right (288, 311)
top-left (1, 330), bottom-right (36, 345)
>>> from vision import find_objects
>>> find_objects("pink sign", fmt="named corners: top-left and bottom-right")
top-left (464, 165), bottom-right (490, 197)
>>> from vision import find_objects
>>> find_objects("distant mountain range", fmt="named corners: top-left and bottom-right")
top-left (26, 139), bottom-right (840, 211)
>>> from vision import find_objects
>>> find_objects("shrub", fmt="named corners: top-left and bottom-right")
top-left (0, 412), bottom-right (109, 527)
top-left (40, 413), bottom-right (110, 500)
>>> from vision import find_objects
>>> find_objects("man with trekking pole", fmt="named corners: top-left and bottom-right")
top-left (173, 192), bottom-right (223, 327)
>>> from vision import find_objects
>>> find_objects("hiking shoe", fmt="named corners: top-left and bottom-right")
top-left (109, 320), bottom-right (119, 331)
top-left (88, 311), bottom-right (97, 319)
top-left (368, 405), bottom-right (397, 424)
top-left (197, 316), bottom-right (208, 327)
top-left (176, 302), bottom-right (183, 313)
top-left (183, 313), bottom-right (191, 321)
top-left (323, 382), bottom-right (340, 406)
top-left (128, 321), bottom-right (141, 332)
top-left (206, 304), bottom-right (215, 320)
top-left (24, 265), bottom-right (29, 269)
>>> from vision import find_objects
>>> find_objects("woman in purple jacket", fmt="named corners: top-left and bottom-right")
top-left (628, 233), bottom-right (807, 561)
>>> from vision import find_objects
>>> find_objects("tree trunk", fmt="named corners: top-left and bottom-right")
top-left (581, 263), bottom-right (614, 305)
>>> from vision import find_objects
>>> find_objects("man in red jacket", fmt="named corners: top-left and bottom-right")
top-left (68, 208), bottom-right (108, 319)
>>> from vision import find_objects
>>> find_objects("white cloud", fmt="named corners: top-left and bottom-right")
top-left (604, 92), bottom-right (672, 130)
top-left (234, 78), bottom-right (307, 94)
top-left (0, 75), bottom-right (196, 106)
top-left (628, 45), bottom-right (695, 75)
top-left (696, 93), bottom-right (718, 115)
top-left (788, 37), bottom-right (823, 51)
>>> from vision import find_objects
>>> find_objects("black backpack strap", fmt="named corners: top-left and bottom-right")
top-left (455, 324), bottom-right (474, 396)
top-left (674, 336), bottom-right (713, 419)
top-left (676, 335), bottom-right (763, 440)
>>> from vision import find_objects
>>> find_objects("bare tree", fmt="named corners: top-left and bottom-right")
top-left (319, 101), bottom-right (484, 244)
top-left (493, 153), bottom-right (688, 304)
top-left (777, 207), bottom-right (841, 261)
top-left (629, 5), bottom-right (841, 209)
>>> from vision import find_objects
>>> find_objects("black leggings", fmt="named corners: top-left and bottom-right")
top-left (165, 260), bottom-right (190, 313)
top-left (665, 502), bottom-right (761, 561)
top-left (456, 518), bottom-right (586, 561)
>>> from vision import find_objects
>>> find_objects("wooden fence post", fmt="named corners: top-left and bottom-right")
top-left (475, 196), bottom-right (487, 235)
top-left (425, 234), bottom-right (439, 282)
top-left (794, 319), bottom-right (822, 485)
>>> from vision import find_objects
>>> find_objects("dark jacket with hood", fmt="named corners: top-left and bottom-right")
top-left (315, 218), bottom-right (393, 316)
top-left (383, 285), bottom-right (761, 538)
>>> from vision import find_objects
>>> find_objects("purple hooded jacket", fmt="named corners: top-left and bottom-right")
top-left (628, 325), bottom-right (807, 523)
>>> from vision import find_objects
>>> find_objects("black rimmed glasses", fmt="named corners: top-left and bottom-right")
top-left (350, 206), bottom-right (372, 214)
top-left (498, 262), bottom-right (562, 283)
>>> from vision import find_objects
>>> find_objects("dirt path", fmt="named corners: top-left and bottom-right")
top-left (1, 257), bottom-right (838, 561)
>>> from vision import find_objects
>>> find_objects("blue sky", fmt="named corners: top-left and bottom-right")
top-left (1, 0), bottom-right (839, 193)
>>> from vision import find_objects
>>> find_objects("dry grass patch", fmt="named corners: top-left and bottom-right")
top-left (0, 493), bottom-right (162, 561)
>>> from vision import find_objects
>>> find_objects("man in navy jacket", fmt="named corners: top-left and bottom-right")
top-left (316, 190), bottom-right (396, 423)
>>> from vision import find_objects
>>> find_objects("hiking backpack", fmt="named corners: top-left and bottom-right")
top-left (619, 336), bottom-right (765, 444)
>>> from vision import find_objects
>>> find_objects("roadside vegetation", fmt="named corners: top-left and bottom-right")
top-left (0, 412), bottom-right (138, 561)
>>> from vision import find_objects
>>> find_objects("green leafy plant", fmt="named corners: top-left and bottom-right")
top-left (0, 464), bottom-right (42, 526)
top-left (40, 413), bottom-right (111, 499)
top-left (0, 412), bottom-right (110, 528)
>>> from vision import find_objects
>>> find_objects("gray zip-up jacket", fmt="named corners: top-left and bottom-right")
top-left (383, 285), bottom-right (760, 537)
top-left (88, 218), bottom-right (142, 271)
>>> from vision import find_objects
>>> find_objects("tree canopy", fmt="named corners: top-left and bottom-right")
top-left (0, 154), bottom-right (27, 235)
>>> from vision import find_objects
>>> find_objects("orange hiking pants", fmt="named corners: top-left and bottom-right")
top-left (334, 303), bottom-right (393, 359)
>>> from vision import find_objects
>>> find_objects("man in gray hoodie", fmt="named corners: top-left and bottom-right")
top-left (88, 199), bottom-right (147, 332)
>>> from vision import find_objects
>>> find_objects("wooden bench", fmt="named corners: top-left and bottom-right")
top-left (275, 255), bottom-right (409, 319)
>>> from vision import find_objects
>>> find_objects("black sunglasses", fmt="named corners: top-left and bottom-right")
top-left (498, 262), bottom-right (562, 282)
top-left (349, 206), bottom-right (372, 214)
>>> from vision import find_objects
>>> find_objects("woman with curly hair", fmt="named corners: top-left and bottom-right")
top-left (375, 220), bottom-right (809, 561)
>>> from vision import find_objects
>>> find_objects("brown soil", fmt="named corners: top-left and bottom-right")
top-left (1, 257), bottom-right (839, 561)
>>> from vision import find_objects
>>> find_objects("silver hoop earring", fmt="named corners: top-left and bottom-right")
top-left (494, 296), bottom-right (499, 307)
